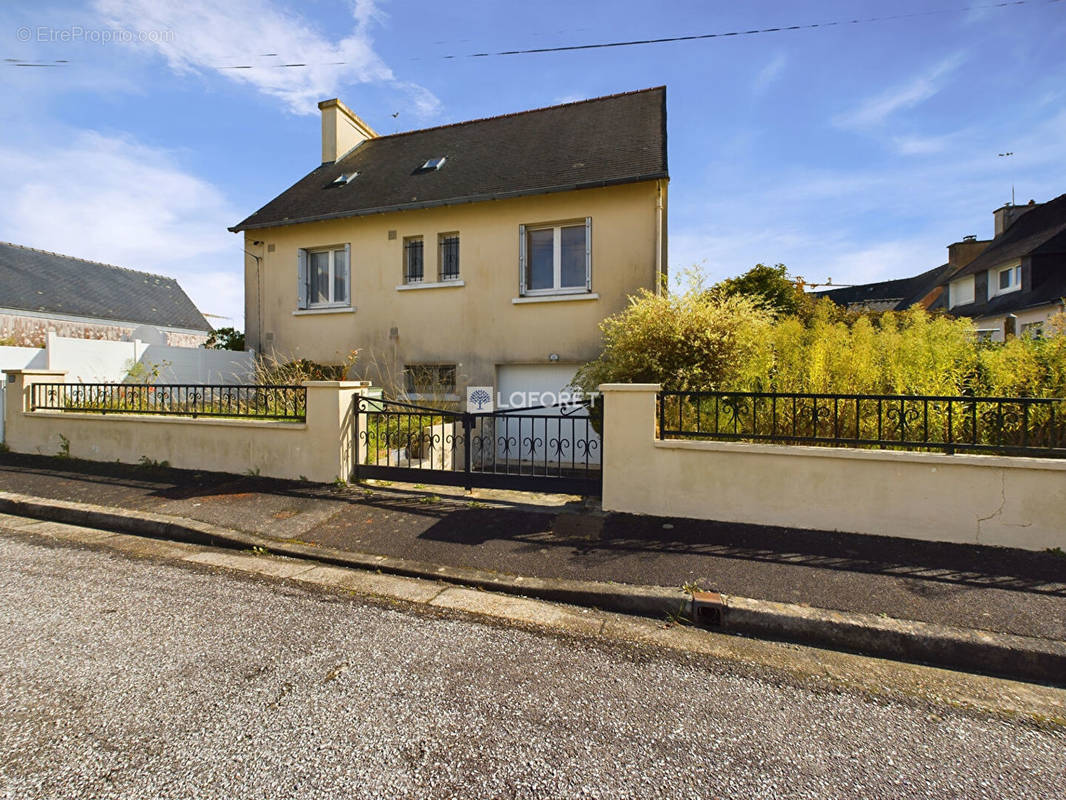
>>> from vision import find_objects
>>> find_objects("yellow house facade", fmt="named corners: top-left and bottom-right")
top-left (232, 88), bottom-right (668, 404)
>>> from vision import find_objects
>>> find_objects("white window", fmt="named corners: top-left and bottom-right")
top-left (519, 218), bottom-right (591, 296)
top-left (298, 245), bottom-right (349, 308)
top-left (948, 275), bottom-right (975, 308)
top-left (989, 262), bottom-right (1022, 298)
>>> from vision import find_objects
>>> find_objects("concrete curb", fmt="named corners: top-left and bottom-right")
top-left (1, 489), bottom-right (1064, 686)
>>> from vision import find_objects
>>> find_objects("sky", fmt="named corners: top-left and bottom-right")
top-left (2, 0), bottom-right (1065, 329)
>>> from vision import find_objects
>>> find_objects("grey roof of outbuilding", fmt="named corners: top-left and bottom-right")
top-left (0, 242), bottom-right (211, 332)
top-left (951, 193), bottom-right (1066, 278)
top-left (814, 264), bottom-right (951, 310)
top-left (231, 86), bottom-right (668, 232)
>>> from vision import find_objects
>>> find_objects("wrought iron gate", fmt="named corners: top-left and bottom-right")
top-left (354, 396), bottom-right (602, 494)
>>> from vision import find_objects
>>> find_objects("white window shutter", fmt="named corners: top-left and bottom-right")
top-left (585, 217), bottom-right (592, 291)
top-left (297, 248), bottom-right (308, 309)
top-left (344, 243), bottom-right (351, 304)
top-left (518, 224), bottom-right (527, 294)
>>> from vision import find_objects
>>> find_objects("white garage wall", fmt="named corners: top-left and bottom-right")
top-left (495, 364), bottom-right (601, 465)
top-left (44, 333), bottom-right (255, 384)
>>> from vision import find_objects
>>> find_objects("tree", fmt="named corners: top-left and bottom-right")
top-left (711, 263), bottom-right (810, 318)
top-left (573, 272), bottom-right (775, 394)
top-left (205, 327), bottom-right (245, 351)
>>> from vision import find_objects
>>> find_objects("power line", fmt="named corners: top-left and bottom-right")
top-left (7, 0), bottom-right (1061, 69)
top-left (219, 0), bottom-right (1061, 68)
top-left (450, 0), bottom-right (1062, 60)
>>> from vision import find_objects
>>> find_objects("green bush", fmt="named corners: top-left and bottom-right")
top-left (574, 272), bottom-right (775, 393)
top-left (576, 271), bottom-right (1066, 400)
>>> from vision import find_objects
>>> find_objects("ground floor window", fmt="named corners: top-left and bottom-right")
top-left (403, 364), bottom-right (457, 396)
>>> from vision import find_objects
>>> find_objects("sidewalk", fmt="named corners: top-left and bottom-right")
top-left (2, 452), bottom-right (1064, 645)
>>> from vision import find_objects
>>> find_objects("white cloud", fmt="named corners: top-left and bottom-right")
top-left (0, 131), bottom-right (245, 327)
top-left (752, 53), bottom-right (787, 96)
top-left (92, 0), bottom-right (440, 116)
top-left (834, 53), bottom-right (967, 129)
top-left (892, 133), bottom-right (954, 156)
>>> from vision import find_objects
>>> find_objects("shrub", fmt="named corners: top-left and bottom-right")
top-left (577, 270), bottom-right (1066, 399)
top-left (573, 272), bottom-right (775, 393)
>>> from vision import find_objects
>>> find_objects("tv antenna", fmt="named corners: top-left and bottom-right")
top-left (998, 152), bottom-right (1015, 205)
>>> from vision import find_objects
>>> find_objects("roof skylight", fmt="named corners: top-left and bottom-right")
top-left (331, 172), bottom-right (358, 185)
top-left (419, 157), bottom-right (446, 171)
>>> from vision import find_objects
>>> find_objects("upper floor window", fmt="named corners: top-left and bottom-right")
top-left (989, 262), bottom-right (1022, 298)
top-left (519, 218), bottom-right (591, 296)
top-left (298, 245), bottom-right (349, 308)
top-left (948, 274), bottom-right (975, 308)
top-left (439, 233), bottom-right (460, 281)
top-left (404, 236), bottom-right (424, 283)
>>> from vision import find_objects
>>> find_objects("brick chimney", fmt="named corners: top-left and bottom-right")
top-left (318, 98), bottom-right (377, 164)
top-left (947, 235), bottom-right (990, 270)
top-left (993, 199), bottom-right (1039, 237)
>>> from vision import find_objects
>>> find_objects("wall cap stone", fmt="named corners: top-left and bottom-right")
top-left (653, 436), bottom-right (1066, 471)
top-left (598, 383), bottom-right (661, 392)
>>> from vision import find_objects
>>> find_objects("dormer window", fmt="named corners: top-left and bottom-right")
top-left (419, 157), bottom-right (446, 171)
top-left (989, 262), bottom-right (1021, 298)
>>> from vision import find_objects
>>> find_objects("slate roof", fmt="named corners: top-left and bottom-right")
top-left (0, 242), bottom-right (211, 332)
top-left (951, 193), bottom-right (1066, 278)
top-left (231, 87), bottom-right (669, 232)
top-left (814, 264), bottom-right (951, 311)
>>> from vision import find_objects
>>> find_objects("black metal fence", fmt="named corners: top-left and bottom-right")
top-left (356, 397), bottom-right (601, 493)
top-left (30, 383), bottom-right (306, 421)
top-left (658, 390), bottom-right (1066, 457)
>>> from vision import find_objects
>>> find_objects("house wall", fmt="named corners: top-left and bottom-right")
top-left (2, 371), bottom-right (367, 483)
top-left (973, 304), bottom-right (1064, 341)
top-left (599, 384), bottom-right (1066, 552)
top-left (0, 309), bottom-right (208, 348)
top-left (243, 181), bottom-right (664, 391)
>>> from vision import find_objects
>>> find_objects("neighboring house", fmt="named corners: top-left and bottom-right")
top-left (0, 242), bottom-right (212, 347)
top-left (230, 87), bottom-right (669, 402)
top-left (813, 264), bottom-right (956, 313)
top-left (818, 194), bottom-right (1066, 340)
top-left (938, 195), bottom-right (1066, 340)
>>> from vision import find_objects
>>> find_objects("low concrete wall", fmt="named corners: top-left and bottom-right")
top-left (599, 384), bottom-right (1066, 551)
top-left (2, 370), bottom-right (368, 484)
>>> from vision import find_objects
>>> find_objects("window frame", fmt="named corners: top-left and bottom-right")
top-left (298, 244), bottom-right (350, 309)
top-left (403, 363), bottom-right (458, 399)
top-left (988, 261), bottom-right (1022, 299)
top-left (519, 218), bottom-right (591, 297)
top-left (403, 236), bottom-right (425, 284)
top-left (438, 232), bottom-right (461, 282)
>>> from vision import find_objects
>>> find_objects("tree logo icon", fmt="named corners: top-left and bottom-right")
top-left (467, 386), bottom-right (494, 413)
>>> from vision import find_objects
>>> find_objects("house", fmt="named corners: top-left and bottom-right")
top-left (938, 195), bottom-right (1066, 339)
top-left (0, 242), bottom-right (212, 347)
top-left (813, 264), bottom-right (956, 313)
top-left (230, 87), bottom-right (669, 403)
top-left (818, 194), bottom-right (1066, 340)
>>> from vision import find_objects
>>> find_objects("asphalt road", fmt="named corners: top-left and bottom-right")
top-left (1, 536), bottom-right (1064, 799)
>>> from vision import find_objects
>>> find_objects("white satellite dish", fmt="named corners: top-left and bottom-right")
top-left (129, 325), bottom-right (166, 346)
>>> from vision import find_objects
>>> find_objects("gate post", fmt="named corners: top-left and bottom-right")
top-left (462, 413), bottom-right (473, 490)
